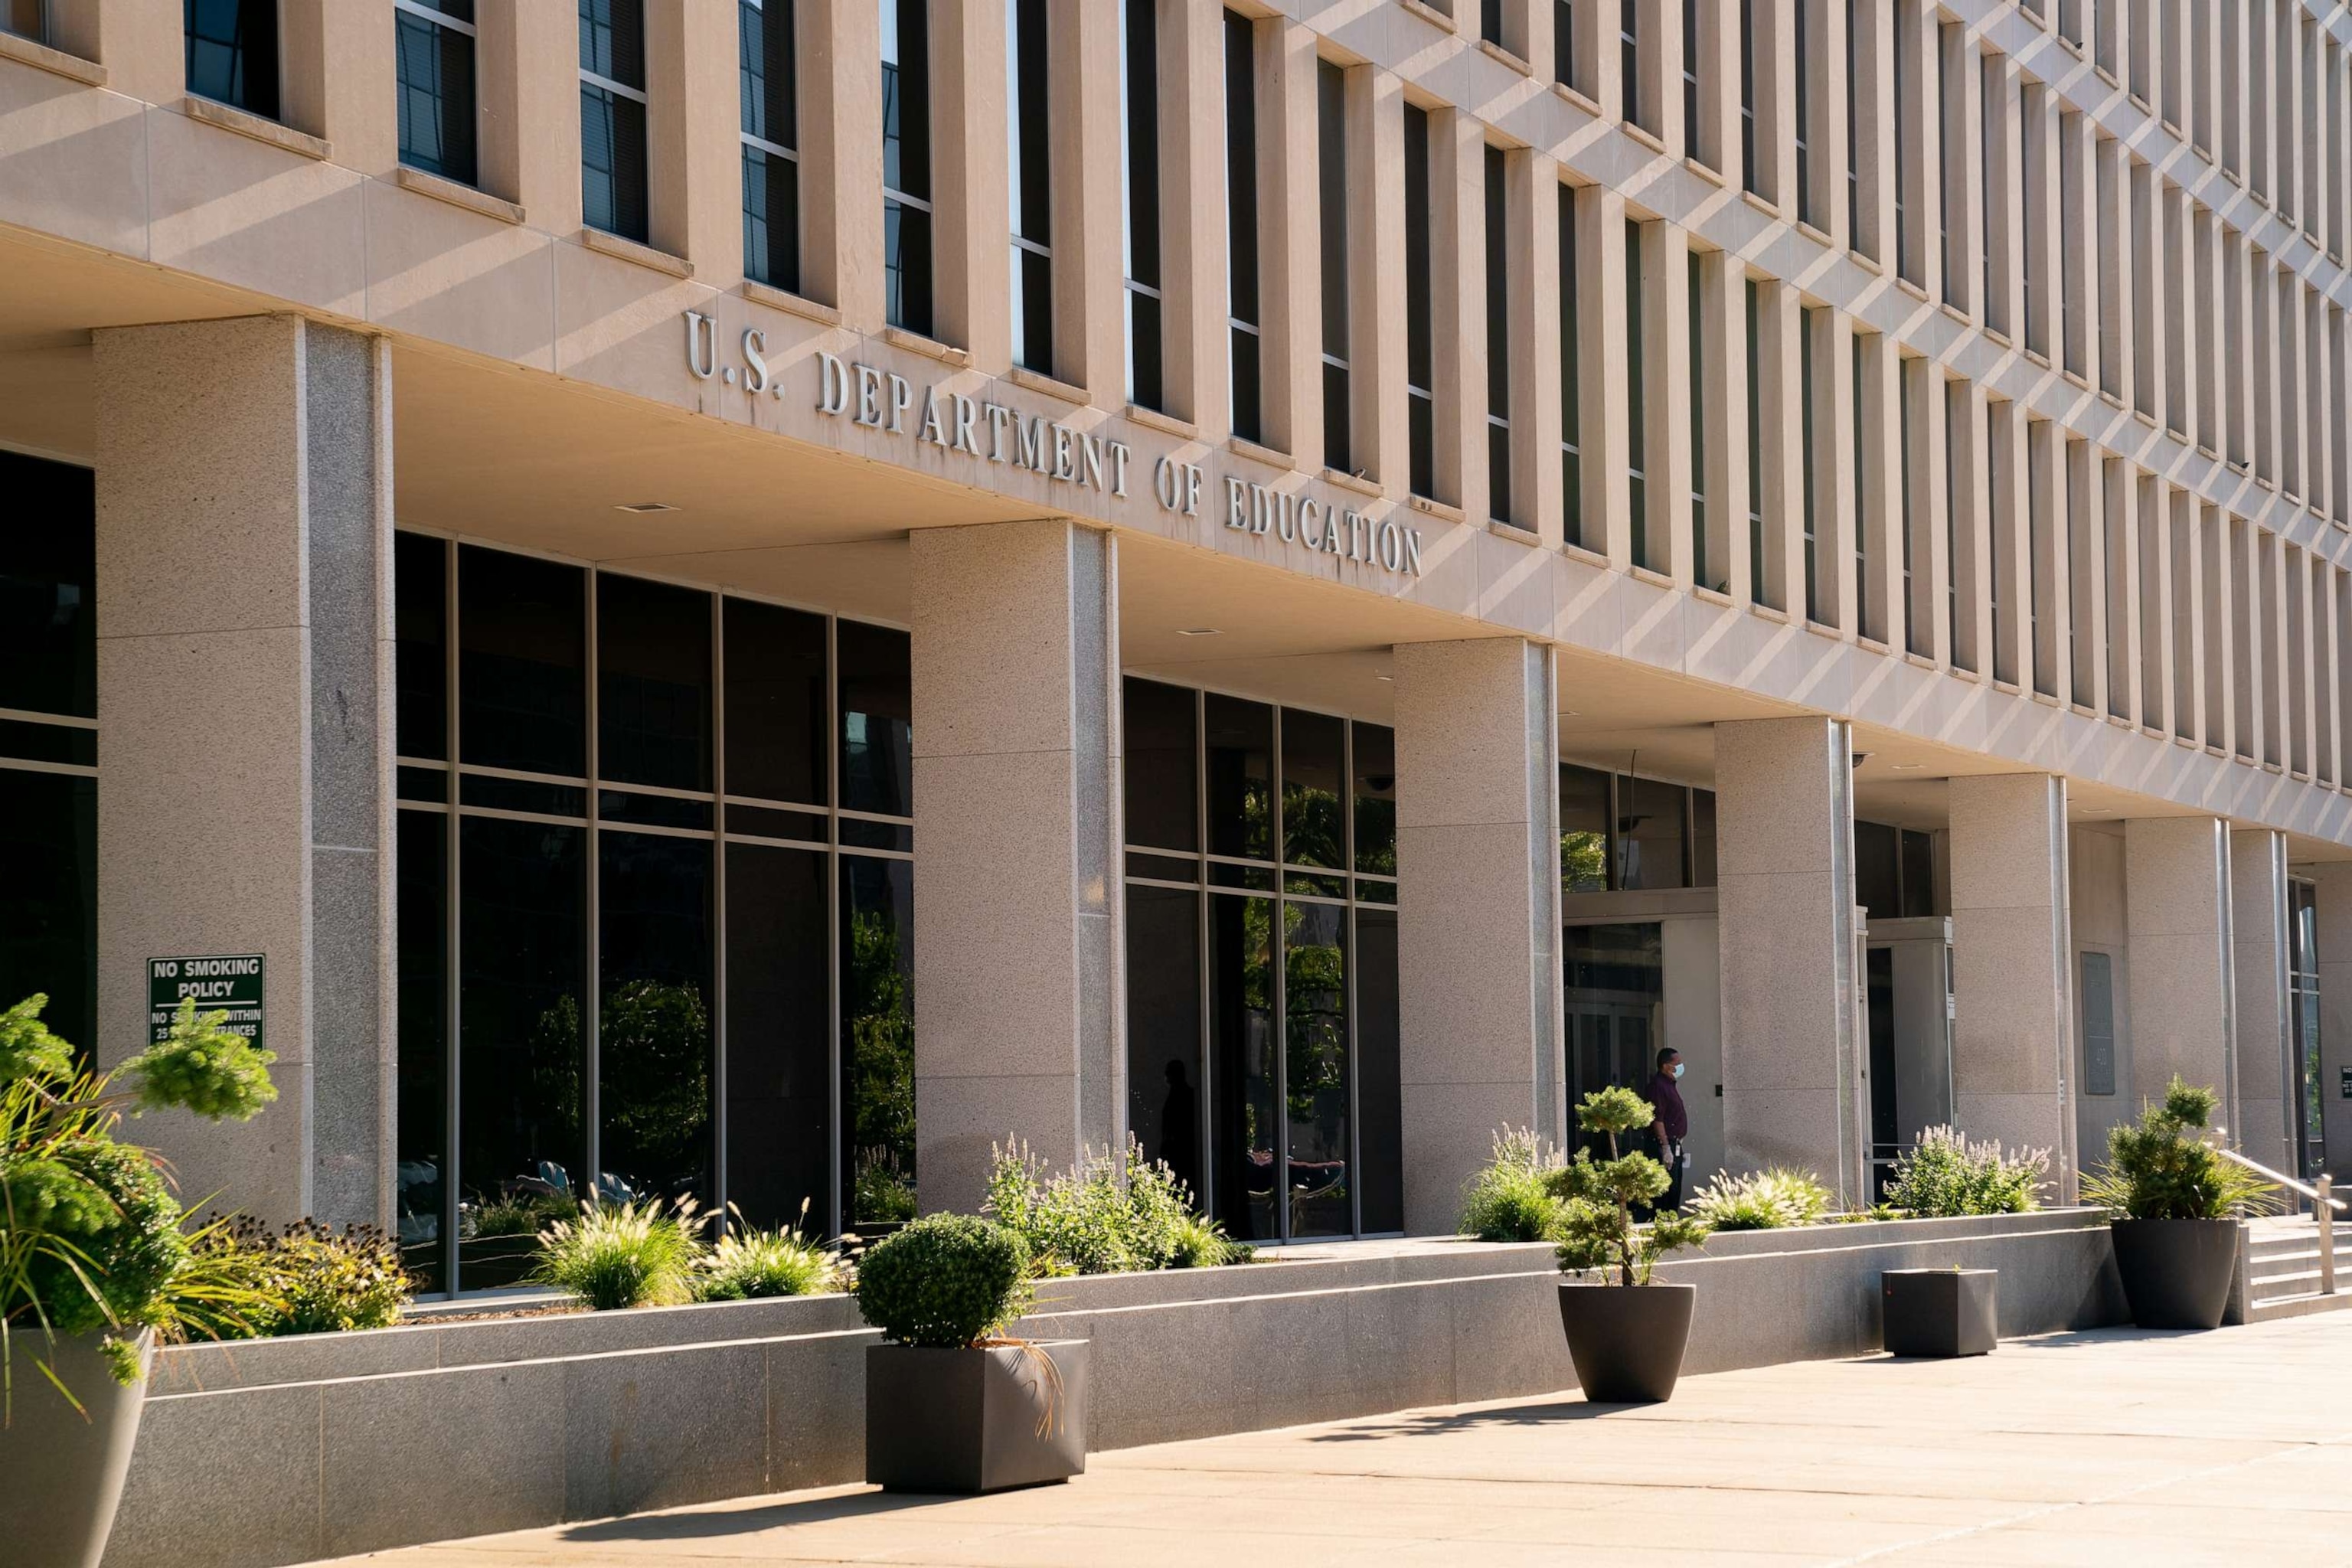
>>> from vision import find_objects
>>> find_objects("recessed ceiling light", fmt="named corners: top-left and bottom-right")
top-left (1176, 627), bottom-right (1221, 637)
top-left (1891, 763), bottom-right (1925, 770)
top-left (1375, 673), bottom-right (1393, 682)
top-left (616, 501), bottom-right (677, 514)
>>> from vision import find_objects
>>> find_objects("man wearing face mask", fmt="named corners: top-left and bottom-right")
top-left (1644, 1047), bottom-right (1690, 1213)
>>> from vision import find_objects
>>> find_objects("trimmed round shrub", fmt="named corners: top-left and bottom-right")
top-left (854, 1214), bottom-right (1032, 1348)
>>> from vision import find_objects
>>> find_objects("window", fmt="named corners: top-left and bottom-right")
top-left (1682, 0), bottom-right (1700, 156)
top-left (1893, 0), bottom-right (1911, 278)
top-left (1560, 185), bottom-right (1584, 545)
top-left (1939, 24), bottom-right (1956, 308)
top-left (1320, 60), bottom-right (1351, 473)
top-left (1482, 0), bottom-right (1504, 49)
top-left (1739, 0), bottom-right (1757, 193)
top-left (1745, 276), bottom-right (1767, 604)
top-left (1794, 0), bottom-right (1812, 225)
top-left (1008, 0), bottom-right (1052, 372)
top-left (1801, 305), bottom-right (1820, 622)
top-left (394, 536), bottom-right (918, 1289)
top-left (881, 0), bottom-right (933, 335)
top-left (1626, 218), bottom-right (1648, 567)
top-left (1945, 381), bottom-right (1966, 671)
top-left (1690, 250), bottom-right (1707, 586)
top-left (1224, 11), bottom-right (1263, 444)
top-left (580, 0), bottom-right (649, 243)
top-left (1122, 681), bottom-right (1403, 1240)
top-left (185, 0), bottom-right (279, 119)
top-left (397, 2), bottom-right (477, 186)
top-left (2, 1), bottom-right (41, 41)
top-left (1406, 105), bottom-right (1437, 499)
top-left (1122, 0), bottom-right (1165, 410)
top-left (1901, 358), bottom-right (1923, 656)
top-left (740, 0), bottom-right (798, 291)
top-left (1621, 0), bottom-right (1642, 131)
top-left (1556, 0), bottom-right (1576, 89)
top-left (1844, 0), bottom-right (1859, 242)
top-left (1852, 332), bottom-right (1867, 635)
top-left (1561, 766), bottom-right (1709, 894)
top-left (1485, 145), bottom-right (1512, 523)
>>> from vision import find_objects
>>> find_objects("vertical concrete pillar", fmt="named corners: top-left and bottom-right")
top-left (94, 315), bottom-right (394, 1231)
top-left (1948, 775), bottom-right (2077, 1197)
top-left (2230, 829), bottom-right (2295, 1173)
top-left (1715, 717), bottom-right (1865, 1205)
top-left (2309, 864), bottom-right (2352, 1183)
top-left (1393, 639), bottom-right (1561, 1237)
top-left (910, 520), bottom-right (1122, 1214)
top-left (2123, 816), bottom-right (2236, 1123)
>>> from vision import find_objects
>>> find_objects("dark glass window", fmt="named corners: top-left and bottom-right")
top-left (1318, 58), bottom-right (1351, 474)
top-left (1280, 708), bottom-right (1345, 869)
top-left (725, 841), bottom-right (831, 1228)
top-left (1746, 276), bottom-right (1768, 604)
top-left (459, 545), bottom-right (586, 779)
top-left (0, 452), bottom-right (95, 721)
top-left (1555, 0), bottom-right (1576, 87)
top-left (394, 533), bottom-right (448, 763)
top-left (1284, 900), bottom-right (1350, 1238)
top-left (1614, 774), bottom-right (1686, 890)
top-left (1690, 250), bottom-right (1708, 586)
top-left (1224, 9), bottom-right (1263, 443)
top-left (598, 574), bottom-right (710, 794)
top-left (1209, 890), bottom-right (1276, 1241)
top-left (1560, 185), bottom-right (1583, 547)
top-left (394, 808), bottom-right (447, 1290)
top-left (1481, 0), bottom-right (1504, 47)
top-left (599, 831), bottom-right (714, 1207)
top-left (3, 0), bottom-right (42, 41)
top-left (397, 0), bottom-right (478, 186)
top-left (1854, 820), bottom-right (1901, 917)
top-left (1739, 0), bottom-right (1756, 193)
top-left (1794, 0), bottom-right (1811, 224)
top-left (1127, 884), bottom-right (1204, 1200)
top-left (1123, 678), bottom-right (1200, 853)
top-left (1485, 144), bottom-right (1513, 524)
top-left (1853, 333), bottom-right (1868, 635)
top-left (1802, 305), bottom-right (1821, 623)
top-left (1352, 723), bottom-right (1396, 877)
top-left (1626, 218), bottom-right (1648, 567)
top-left (740, 0), bottom-right (799, 291)
top-left (1619, 0), bottom-right (1641, 129)
top-left (1682, 0), bottom-right (1700, 155)
top-left (1354, 906), bottom-right (1403, 1233)
top-left (724, 598), bottom-right (827, 807)
top-left (580, 0), bottom-right (648, 243)
top-left (1009, 0), bottom-right (1054, 373)
top-left (1690, 788), bottom-right (1717, 887)
top-left (1124, 0), bottom-right (1165, 409)
top-left (1900, 828), bottom-right (1934, 917)
top-left (0, 770), bottom-right (96, 1065)
top-left (1405, 105), bottom-right (1436, 498)
top-left (1560, 763), bottom-right (1611, 893)
top-left (841, 854), bottom-right (915, 1227)
top-left (185, 0), bottom-right (279, 119)
top-left (882, 0), bottom-right (933, 335)
top-left (838, 619), bottom-right (910, 820)
top-left (1205, 694), bottom-right (1274, 862)
top-left (1565, 923), bottom-right (1664, 1154)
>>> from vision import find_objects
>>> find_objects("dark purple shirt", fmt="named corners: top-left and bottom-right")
top-left (1646, 1071), bottom-right (1689, 1140)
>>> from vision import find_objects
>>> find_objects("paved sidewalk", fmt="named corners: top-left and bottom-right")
top-left (325, 1314), bottom-right (2352, 1566)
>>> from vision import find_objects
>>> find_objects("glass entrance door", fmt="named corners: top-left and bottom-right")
top-left (1564, 923), bottom-right (1664, 1158)
top-left (2290, 879), bottom-right (2325, 1179)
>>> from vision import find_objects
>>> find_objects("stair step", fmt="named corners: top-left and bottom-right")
top-left (2248, 1290), bottom-right (2352, 1322)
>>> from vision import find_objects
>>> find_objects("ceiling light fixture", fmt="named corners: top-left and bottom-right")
top-left (616, 501), bottom-right (678, 514)
top-left (1891, 763), bottom-right (1925, 770)
top-left (1176, 627), bottom-right (1222, 637)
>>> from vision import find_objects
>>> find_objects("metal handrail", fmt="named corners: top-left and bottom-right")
top-left (2212, 1148), bottom-right (2337, 1298)
top-left (2213, 1145), bottom-right (2347, 1212)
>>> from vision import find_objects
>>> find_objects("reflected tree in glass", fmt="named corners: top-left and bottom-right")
top-left (1283, 901), bottom-right (1350, 1237)
top-left (597, 978), bottom-right (712, 1204)
top-left (844, 898), bottom-right (916, 1227)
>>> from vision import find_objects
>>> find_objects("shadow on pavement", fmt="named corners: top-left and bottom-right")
top-left (1303, 1397), bottom-right (1640, 1441)
top-left (554, 1485), bottom-right (995, 1542)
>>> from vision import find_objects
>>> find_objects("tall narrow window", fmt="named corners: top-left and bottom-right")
top-left (1405, 105), bottom-right (1436, 498)
top-left (1852, 333), bottom-right (1867, 635)
top-left (1560, 186), bottom-right (1583, 545)
top-left (1122, 0), bottom-right (1164, 410)
top-left (1621, 0), bottom-right (1642, 131)
top-left (881, 0), bottom-right (933, 335)
top-left (1224, 11), bottom-right (1263, 444)
top-left (1689, 250), bottom-right (1707, 587)
top-left (1482, 0), bottom-right (1504, 49)
top-left (1901, 361), bottom-right (1922, 655)
top-left (1556, 0), bottom-right (1576, 89)
top-left (1739, 0), bottom-right (1757, 193)
top-left (1801, 306), bottom-right (1820, 622)
top-left (1893, 1), bottom-right (1910, 276)
top-left (1844, 0), bottom-right (1859, 242)
top-left (1008, 0), bottom-right (1052, 372)
top-left (1626, 219), bottom-right (1648, 567)
top-left (186, 0), bottom-right (280, 120)
top-left (740, 0), bottom-right (798, 291)
top-left (1319, 60), bottom-right (1351, 474)
top-left (1746, 277), bottom-right (1766, 603)
top-left (1945, 381), bottom-right (1965, 670)
top-left (1938, 25), bottom-right (1955, 307)
top-left (1794, 0), bottom-right (1812, 225)
top-left (1682, 0), bottom-right (1700, 157)
top-left (1485, 145), bottom-right (1513, 523)
top-left (1978, 56), bottom-right (1994, 325)
top-left (398, 2), bottom-right (477, 187)
top-left (581, 0), bottom-right (649, 243)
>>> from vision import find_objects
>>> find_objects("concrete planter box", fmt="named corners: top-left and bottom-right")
top-left (865, 1341), bottom-right (1088, 1493)
top-left (1880, 1269), bottom-right (1998, 1357)
top-left (104, 1210), bottom-right (2128, 1568)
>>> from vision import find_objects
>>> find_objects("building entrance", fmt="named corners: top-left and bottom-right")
top-left (1862, 916), bottom-right (1955, 1194)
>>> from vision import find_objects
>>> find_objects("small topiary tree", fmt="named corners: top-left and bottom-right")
top-left (854, 1213), bottom-right (1034, 1348)
top-left (2082, 1077), bottom-right (2275, 1221)
top-left (1550, 1086), bottom-right (1708, 1286)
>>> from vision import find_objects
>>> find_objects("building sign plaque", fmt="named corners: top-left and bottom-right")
top-left (149, 954), bottom-right (264, 1050)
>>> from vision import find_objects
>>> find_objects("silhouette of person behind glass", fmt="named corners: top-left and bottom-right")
top-left (1160, 1059), bottom-right (1200, 1201)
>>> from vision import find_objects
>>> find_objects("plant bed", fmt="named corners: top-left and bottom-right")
top-left (866, 1340), bottom-right (1089, 1492)
top-left (1880, 1268), bottom-right (1998, 1357)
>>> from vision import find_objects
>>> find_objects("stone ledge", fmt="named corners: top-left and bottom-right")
top-left (0, 29), bottom-right (105, 87)
top-left (181, 95), bottom-right (331, 161)
top-left (394, 165), bottom-right (524, 225)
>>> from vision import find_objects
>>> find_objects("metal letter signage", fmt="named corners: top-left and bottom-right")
top-left (148, 954), bottom-right (264, 1050)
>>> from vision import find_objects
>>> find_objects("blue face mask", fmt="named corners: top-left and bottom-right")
top-left (1671, 1063), bottom-right (1685, 1080)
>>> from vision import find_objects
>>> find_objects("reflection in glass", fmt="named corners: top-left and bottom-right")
top-left (394, 809), bottom-right (448, 1291)
top-left (394, 531), bottom-right (446, 763)
top-left (1691, 788), bottom-right (1718, 887)
top-left (842, 854), bottom-right (916, 1227)
top-left (1352, 724), bottom-right (1396, 877)
top-left (1354, 908), bottom-right (1403, 1233)
top-left (0, 770), bottom-right (96, 1068)
top-left (598, 573), bottom-right (710, 792)
top-left (1564, 923), bottom-right (1664, 1158)
top-left (1205, 694), bottom-right (1274, 862)
top-left (598, 831), bottom-right (714, 1206)
top-left (1284, 900), bottom-right (1350, 1237)
top-left (1210, 892), bottom-right (1277, 1241)
top-left (724, 598), bottom-right (828, 807)
top-left (838, 619), bottom-right (912, 818)
top-left (457, 815), bottom-right (586, 1290)
top-left (1125, 884), bottom-right (1204, 1201)
top-left (1615, 774), bottom-right (1686, 890)
top-left (1854, 820), bottom-right (1901, 919)
top-left (1560, 763), bottom-right (1611, 893)
top-left (1280, 707), bottom-right (1346, 868)
top-left (725, 841), bottom-right (832, 1229)
top-left (459, 544), bottom-right (585, 778)
top-left (1122, 678), bottom-right (1198, 851)
top-left (0, 451), bottom-right (96, 720)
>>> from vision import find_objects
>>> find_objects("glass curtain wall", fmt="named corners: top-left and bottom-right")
top-left (394, 534), bottom-right (913, 1293)
top-left (1121, 678), bottom-right (1403, 1244)
top-left (1560, 763), bottom-right (1716, 895)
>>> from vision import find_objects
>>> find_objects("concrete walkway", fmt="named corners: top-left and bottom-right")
top-left (323, 1315), bottom-right (2352, 1566)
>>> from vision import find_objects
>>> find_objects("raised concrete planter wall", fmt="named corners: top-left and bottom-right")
top-left (103, 1211), bottom-right (2125, 1568)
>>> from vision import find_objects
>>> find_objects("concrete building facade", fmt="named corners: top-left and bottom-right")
top-left (0, 0), bottom-right (2347, 1289)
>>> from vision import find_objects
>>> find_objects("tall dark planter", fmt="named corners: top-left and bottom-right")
top-left (865, 1340), bottom-right (1089, 1493)
top-left (2110, 1217), bottom-right (2242, 1329)
top-left (0, 1329), bottom-right (153, 1568)
top-left (1556, 1282), bottom-right (1696, 1403)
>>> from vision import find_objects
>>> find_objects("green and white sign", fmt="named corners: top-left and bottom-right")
top-left (149, 954), bottom-right (264, 1049)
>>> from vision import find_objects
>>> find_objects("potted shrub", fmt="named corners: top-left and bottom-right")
top-left (2, 995), bottom-right (278, 1568)
top-left (1880, 1267), bottom-right (1998, 1357)
top-left (2083, 1077), bottom-right (2275, 1330)
top-left (854, 1212), bottom-right (1088, 1492)
top-left (1551, 1087), bottom-right (1710, 1403)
